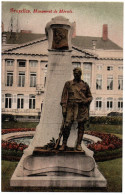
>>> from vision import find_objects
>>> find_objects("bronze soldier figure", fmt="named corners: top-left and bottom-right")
top-left (59, 67), bottom-right (93, 151)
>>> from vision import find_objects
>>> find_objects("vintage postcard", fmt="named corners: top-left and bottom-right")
top-left (1, 1), bottom-right (123, 193)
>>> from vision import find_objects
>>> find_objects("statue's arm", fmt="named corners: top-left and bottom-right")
top-left (85, 84), bottom-right (93, 105)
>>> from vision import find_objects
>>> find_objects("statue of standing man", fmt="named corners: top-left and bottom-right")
top-left (59, 67), bottom-right (93, 151)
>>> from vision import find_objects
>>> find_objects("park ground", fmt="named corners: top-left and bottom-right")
top-left (1, 121), bottom-right (123, 192)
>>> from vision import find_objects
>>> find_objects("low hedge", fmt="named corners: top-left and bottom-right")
top-left (2, 149), bottom-right (22, 161)
top-left (94, 147), bottom-right (122, 162)
top-left (2, 114), bottom-right (16, 122)
top-left (90, 116), bottom-right (122, 125)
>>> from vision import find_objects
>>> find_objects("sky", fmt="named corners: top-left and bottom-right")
top-left (2, 1), bottom-right (123, 47)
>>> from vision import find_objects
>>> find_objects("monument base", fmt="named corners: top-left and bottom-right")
top-left (11, 169), bottom-right (106, 188)
top-left (10, 149), bottom-right (107, 188)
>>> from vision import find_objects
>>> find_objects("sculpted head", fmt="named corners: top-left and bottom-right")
top-left (73, 67), bottom-right (82, 81)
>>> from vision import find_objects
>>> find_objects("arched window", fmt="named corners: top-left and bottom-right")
top-left (17, 94), bottom-right (24, 109)
top-left (107, 98), bottom-right (113, 110)
top-left (96, 97), bottom-right (102, 110)
top-left (29, 95), bottom-right (35, 109)
top-left (118, 98), bottom-right (123, 111)
top-left (5, 94), bottom-right (12, 108)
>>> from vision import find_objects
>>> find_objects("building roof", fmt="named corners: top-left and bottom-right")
top-left (2, 38), bottom-right (97, 58)
top-left (72, 36), bottom-right (122, 50)
top-left (3, 32), bottom-right (122, 50)
top-left (2, 39), bottom-right (123, 60)
top-left (2, 32), bottom-right (123, 60)
top-left (3, 32), bottom-right (45, 44)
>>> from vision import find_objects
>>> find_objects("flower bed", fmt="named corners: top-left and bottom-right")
top-left (2, 128), bottom-right (35, 152)
top-left (2, 128), bottom-right (35, 135)
top-left (2, 140), bottom-right (28, 151)
top-left (1, 128), bottom-right (122, 152)
top-left (86, 131), bottom-right (122, 152)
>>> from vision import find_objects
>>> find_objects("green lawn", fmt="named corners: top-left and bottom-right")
top-left (1, 121), bottom-right (123, 192)
top-left (1, 158), bottom-right (122, 192)
top-left (97, 158), bottom-right (122, 192)
top-left (2, 121), bottom-right (39, 129)
top-left (89, 124), bottom-right (122, 135)
top-left (2, 121), bottom-right (122, 135)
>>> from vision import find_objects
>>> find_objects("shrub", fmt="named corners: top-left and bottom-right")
top-left (2, 149), bottom-right (23, 157)
top-left (2, 114), bottom-right (15, 122)
top-left (90, 116), bottom-right (122, 125)
top-left (94, 148), bottom-right (122, 161)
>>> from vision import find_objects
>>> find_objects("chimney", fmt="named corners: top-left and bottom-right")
top-left (102, 24), bottom-right (108, 41)
top-left (2, 33), bottom-right (7, 45)
top-left (72, 21), bottom-right (76, 38)
top-left (92, 40), bottom-right (97, 50)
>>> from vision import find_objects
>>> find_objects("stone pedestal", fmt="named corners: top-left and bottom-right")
top-left (10, 150), bottom-right (107, 187)
top-left (24, 150), bottom-right (94, 177)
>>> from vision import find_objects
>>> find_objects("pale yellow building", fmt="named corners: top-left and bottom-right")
top-left (2, 28), bottom-right (123, 121)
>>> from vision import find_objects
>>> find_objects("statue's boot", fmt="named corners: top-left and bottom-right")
top-left (76, 130), bottom-right (84, 151)
top-left (59, 141), bottom-right (67, 151)
top-left (59, 127), bottom-right (70, 151)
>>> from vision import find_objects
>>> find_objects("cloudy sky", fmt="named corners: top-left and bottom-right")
top-left (2, 1), bottom-right (123, 47)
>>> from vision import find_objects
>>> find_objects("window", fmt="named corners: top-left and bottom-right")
top-left (72, 62), bottom-right (81, 68)
top-left (118, 98), bottom-right (123, 111)
top-left (97, 64), bottom-right (102, 70)
top-left (6, 60), bottom-right (14, 66)
top-left (30, 60), bottom-right (38, 67)
top-left (118, 66), bottom-right (123, 71)
top-left (107, 66), bottom-right (113, 71)
top-left (18, 60), bottom-right (26, 67)
top-left (96, 75), bottom-right (102, 90)
top-left (29, 95), bottom-right (35, 109)
top-left (18, 72), bottom-right (25, 87)
top-left (107, 98), bottom-right (113, 110)
top-left (118, 75), bottom-right (123, 90)
top-left (5, 94), bottom-right (12, 108)
top-left (96, 98), bottom-right (102, 110)
top-left (84, 63), bottom-right (91, 70)
top-left (107, 76), bottom-right (113, 90)
top-left (83, 73), bottom-right (91, 86)
top-left (7, 72), bottom-right (13, 86)
top-left (30, 73), bottom-right (36, 87)
top-left (17, 94), bottom-right (24, 109)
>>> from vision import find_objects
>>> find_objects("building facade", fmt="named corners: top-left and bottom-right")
top-left (2, 31), bottom-right (123, 120)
